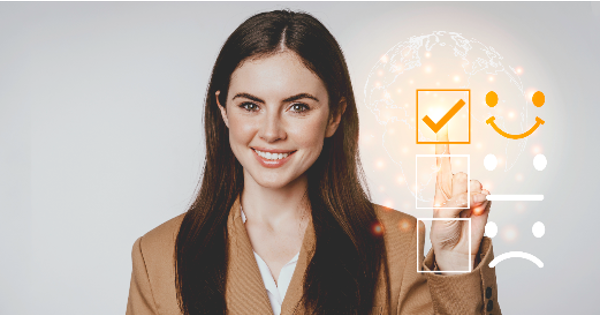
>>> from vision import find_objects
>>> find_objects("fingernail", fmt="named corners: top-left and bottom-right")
top-left (474, 194), bottom-right (486, 204)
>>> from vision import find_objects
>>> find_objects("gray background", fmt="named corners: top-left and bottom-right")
top-left (1, 2), bottom-right (598, 314)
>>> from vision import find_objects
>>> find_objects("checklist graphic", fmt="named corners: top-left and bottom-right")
top-left (416, 89), bottom-right (470, 144)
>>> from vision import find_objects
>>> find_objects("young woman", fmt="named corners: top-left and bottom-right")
top-left (126, 10), bottom-right (500, 315)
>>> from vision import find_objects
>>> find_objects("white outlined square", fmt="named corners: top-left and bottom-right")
top-left (415, 154), bottom-right (470, 209)
top-left (417, 218), bottom-right (472, 273)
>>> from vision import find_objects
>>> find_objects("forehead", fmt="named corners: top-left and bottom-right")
top-left (228, 51), bottom-right (327, 101)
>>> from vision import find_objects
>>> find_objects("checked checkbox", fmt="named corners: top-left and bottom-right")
top-left (416, 89), bottom-right (470, 144)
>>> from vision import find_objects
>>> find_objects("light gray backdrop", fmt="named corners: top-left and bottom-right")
top-left (1, 2), bottom-right (598, 314)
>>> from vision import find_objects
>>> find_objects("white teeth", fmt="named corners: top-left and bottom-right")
top-left (254, 149), bottom-right (291, 160)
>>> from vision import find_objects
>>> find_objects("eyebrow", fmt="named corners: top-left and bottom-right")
top-left (232, 92), bottom-right (319, 103)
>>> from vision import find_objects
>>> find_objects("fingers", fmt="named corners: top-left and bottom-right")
top-left (434, 171), bottom-right (452, 205)
top-left (435, 125), bottom-right (451, 173)
top-left (472, 199), bottom-right (491, 216)
top-left (435, 189), bottom-right (491, 218)
top-left (470, 180), bottom-right (482, 194)
top-left (452, 172), bottom-right (468, 196)
top-left (435, 124), bottom-right (450, 155)
top-left (472, 188), bottom-right (491, 216)
top-left (434, 125), bottom-right (452, 204)
top-left (434, 192), bottom-right (469, 219)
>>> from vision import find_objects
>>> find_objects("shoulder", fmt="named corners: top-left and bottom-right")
top-left (371, 203), bottom-right (419, 257)
top-left (137, 213), bottom-right (186, 255)
top-left (372, 203), bottom-right (417, 234)
top-left (129, 213), bottom-right (186, 314)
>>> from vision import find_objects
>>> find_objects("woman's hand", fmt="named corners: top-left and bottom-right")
top-left (429, 126), bottom-right (492, 274)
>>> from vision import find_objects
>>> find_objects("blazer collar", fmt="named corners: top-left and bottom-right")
top-left (225, 193), bottom-right (316, 315)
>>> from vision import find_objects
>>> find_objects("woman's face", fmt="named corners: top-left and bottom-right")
top-left (216, 51), bottom-right (345, 189)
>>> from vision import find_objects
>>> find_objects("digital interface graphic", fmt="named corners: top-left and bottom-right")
top-left (363, 30), bottom-right (548, 271)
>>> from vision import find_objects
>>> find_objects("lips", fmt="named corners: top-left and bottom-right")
top-left (251, 148), bottom-right (297, 168)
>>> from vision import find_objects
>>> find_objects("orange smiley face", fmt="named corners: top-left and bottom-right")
top-left (485, 91), bottom-right (546, 139)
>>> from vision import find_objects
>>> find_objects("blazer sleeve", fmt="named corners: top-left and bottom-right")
top-left (126, 236), bottom-right (159, 315)
top-left (396, 221), bottom-right (501, 314)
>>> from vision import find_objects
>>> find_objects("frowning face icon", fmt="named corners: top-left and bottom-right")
top-left (485, 91), bottom-right (546, 139)
top-left (486, 221), bottom-right (545, 268)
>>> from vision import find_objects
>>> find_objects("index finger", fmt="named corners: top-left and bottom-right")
top-left (435, 124), bottom-right (451, 174)
top-left (434, 125), bottom-right (452, 205)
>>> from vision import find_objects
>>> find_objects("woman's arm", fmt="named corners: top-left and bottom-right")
top-left (126, 236), bottom-right (159, 315)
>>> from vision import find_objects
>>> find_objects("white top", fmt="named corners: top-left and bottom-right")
top-left (241, 207), bottom-right (300, 315)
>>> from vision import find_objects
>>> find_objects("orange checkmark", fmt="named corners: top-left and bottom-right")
top-left (422, 99), bottom-right (466, 133)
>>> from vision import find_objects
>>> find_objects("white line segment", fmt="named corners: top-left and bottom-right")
top-left (486, 195), bottom-right (544, 201)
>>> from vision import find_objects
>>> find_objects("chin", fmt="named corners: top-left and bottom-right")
top-left (260, 174), bottom-right (296, 189)
top-left (246, 170), bottom-right (293, 189)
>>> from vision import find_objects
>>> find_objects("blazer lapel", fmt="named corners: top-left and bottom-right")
top-left (225, 195), bottom-right (274, 315)
top-left (225, 193), bottom-right (317, 315)
top-left (280, 205), bottom-right (316, 315)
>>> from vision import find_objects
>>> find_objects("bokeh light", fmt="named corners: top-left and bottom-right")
top-left (398, 219), bottom-right (411, 232)
top-left (384, 200), bottom-right (394, 208)
top-left (501, 224), bottom-right (519, 243)
top-left (371, 222), bottom-right (384, 236)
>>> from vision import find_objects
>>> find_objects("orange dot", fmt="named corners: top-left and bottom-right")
top-left (398, 219), bottom-right (411, 232)
top-left (532, 91), bottom-right (545, 107)
top-left (371, 222), bottom-right (385, 236)
top-left (473, 206), bottom-right (485, 215)
top-left (486, 91), bottom-right (498, 107)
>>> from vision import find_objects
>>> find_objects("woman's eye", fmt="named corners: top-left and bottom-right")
top-left (240, 102), bottom-right (259, 111)
top-left (291, 103), bottom-right (309, 113)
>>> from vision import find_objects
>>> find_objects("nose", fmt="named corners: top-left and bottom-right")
top-left (258, 110), bottom-right (286, 143)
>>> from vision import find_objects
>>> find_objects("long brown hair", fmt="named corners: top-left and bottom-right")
top-left (175, 9), bottom-right (390, 315)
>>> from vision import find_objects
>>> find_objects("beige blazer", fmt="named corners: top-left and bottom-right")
top-left (126, 194), bottom-right (501, 314)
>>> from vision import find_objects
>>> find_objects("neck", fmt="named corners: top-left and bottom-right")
top-left (240, 170), bottom-right (310, 230)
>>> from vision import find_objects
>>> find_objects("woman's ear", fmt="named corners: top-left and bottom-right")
top-left (325, 97), bottom-right (347, 138)
top-left (215, 90), bottom-right (229, 128)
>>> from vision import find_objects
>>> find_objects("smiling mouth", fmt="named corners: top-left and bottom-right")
top-left (252, 148), bottom-right (297, 160)
top-left (486, 116), bottom-right (545, 139)
top-left (489, 251), bottom-right (544, 268)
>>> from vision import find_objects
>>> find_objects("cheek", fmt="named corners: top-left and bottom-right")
top-left (227, 115), bottom-right (257, 145)
top-left (289, 116), bottom-right (329, 149)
